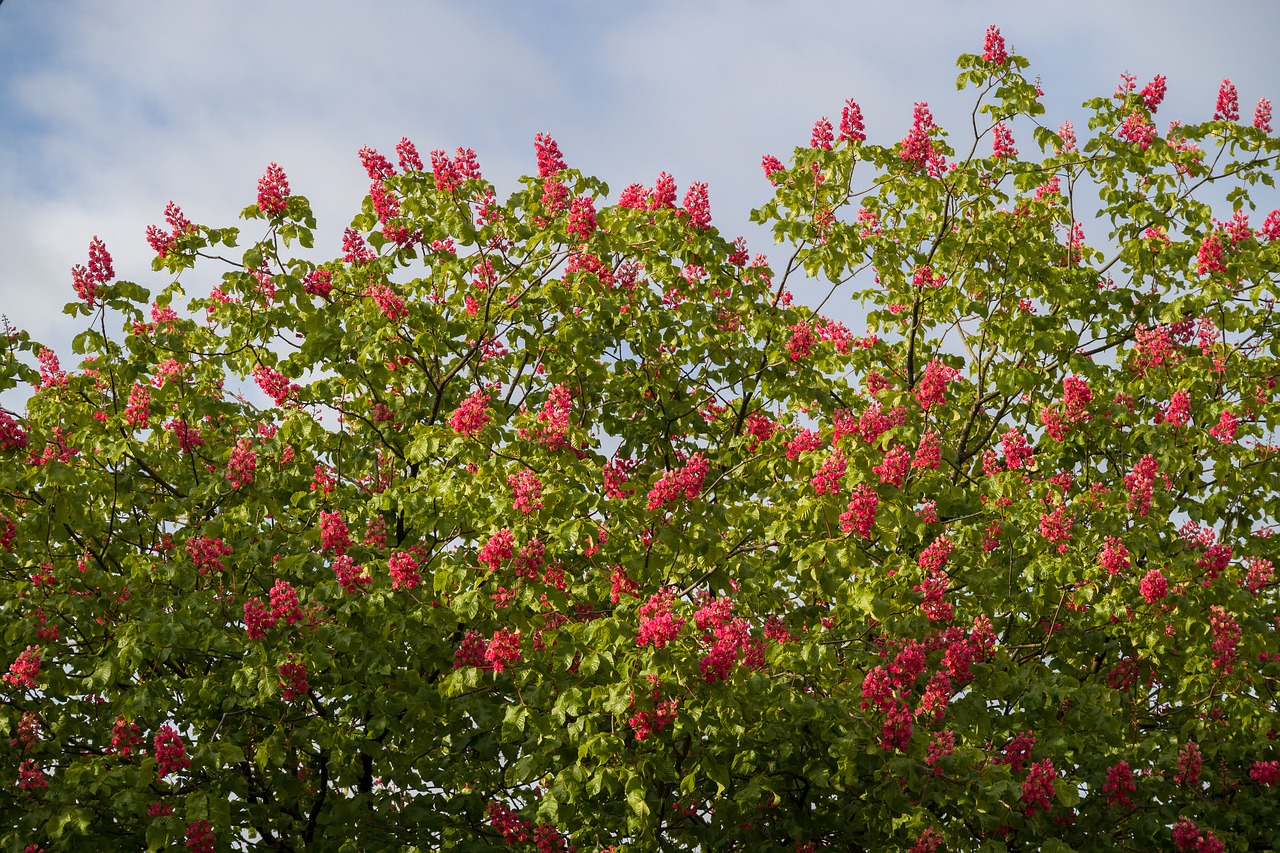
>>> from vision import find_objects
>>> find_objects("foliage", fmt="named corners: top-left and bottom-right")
top-left (3, 29), bottom-right (1280, 851)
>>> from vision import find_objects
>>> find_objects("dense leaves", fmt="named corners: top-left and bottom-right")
top-left (3, 30), bottom-right (1280, 851)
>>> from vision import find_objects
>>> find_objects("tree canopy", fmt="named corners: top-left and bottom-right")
top-left (3, 27), bottom-right (1280, 852)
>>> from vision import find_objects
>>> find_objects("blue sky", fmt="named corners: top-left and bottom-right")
top-left (2, 0), bottom-right (1279, 351)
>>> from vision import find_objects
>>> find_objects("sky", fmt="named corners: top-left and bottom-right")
top-left (2, 0), bottom-right (1279, 361)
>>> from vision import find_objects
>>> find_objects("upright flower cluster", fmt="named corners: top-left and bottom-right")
top-left (982, 25), bottom-right (1007, 65)
top-left (71, 236), bottom-right (114, 305)
top-left (646, 454), bottom-right (709, 511)
top-left (3, 646), bottom-right (41, 689)
top-left (915, 359), bottom-right (961, 408)
top-left (153, 724), bottom-right (191, 779)
top-left (388, 551), bottom-right (421, 590)
top-left (508, 469), bottom-right (544, 514)
top-left (256, 162), bottom-right (290, 216)
top-left (450, 388), bottom-right (492, 437)
top-left (638, 590), bottom-right (685, 649)
top-left (839, 99), bottom-right (866, 142)
top-left (186, 536), bottom-right (233, 574)
top-left (991, 122), bottom-right (1017, 158)
top-left (1214, 79), bottom-right (1239, 121)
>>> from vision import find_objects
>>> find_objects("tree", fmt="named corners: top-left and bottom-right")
top-left (3, 27), bottom-right (1280, 851)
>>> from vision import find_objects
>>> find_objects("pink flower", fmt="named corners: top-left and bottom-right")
top-left (71, 236), bottom-right (114, 305)
top-left (342, 227), bottom-right (375, 263)
top-left (913, 430), bottom-right (942, 470)
top-left (840, 485), bottom-right (879, 538)
top-left (109, 717), bottom-right (142, 756)
top-left (278, 659), bottom-right (308, 702)
top-left (566, 195), bottom-right (597, 241)
top-left (1103, 760), bottom-right (1136, 807)
top-left (303, 269), bottom-right (333, 299)
top-left (918, 535), bottom-right (952, 572)
top-left (185, 820), bottom-right (216, 853)
top-left (3, 646), bottom-right (42, 689)
top-left (1118, 110), bottom-right (1156, 149)
top-left (534, 132), bottom-right (566, 177)
top-left (982, 25), bottom-right (1007, 65)
top-left (1244, 557), bottom-right (1274, 594)
top-left (1209, 409), bottom-right (1237, 443)
top-left (509, 469), bottom-right (544, 514)
top-left (1175, 740), bottom-right (1202, 786)
top-left (991, 122), bottom-right (1017, 159)
top-left (244, 597), bottom-right (274, 638)
top-left (1139, 569), bottom-right (1168, 603)
top-left (332, 555), bottom-right (370, 594)
top-left (396, 137), bottom-right (423, 171)
top-left (1057, 120), bottom-right (1077, 153)
top-left (318, 512), bottom-right (352, 555)
top-left (1020, 758), bottom-right (1056, 815)
top-left (365, 283), bottom-right (407, 322)
top-left (1250, 760), bottom-right (1280, 785)
top-left (1141, 75), bottom-right (1167, 112)
top-left (916, 565), bottom-right (953, 622)
top-left (810, 116), bottom-right (834, 149)
top-left (124, 382), bottom-right (152, 429)
top-left (257, 162), bottom-right (290, 216)
top-left (873, 443), bottom-right (911, 488)
top-left (450, 388), bottom-right (492, 437)
top-left (647, 454), bottom-right (710, 511)
top-left (186, 536), bottom-right (233, 574)
top-left (358, 146), bottom-right (396, 181)
top-left (638, 590), bottom-right (686, 648)
top-left (252, 364), bottom-right (298, 406)
top-left (1124, 454), bottom-right (1160, 517)
top-left (153, 724), bottom-right (191, 779)
top-left (478, 528), bottom-right (515, 570)
top-left (899, 102), bottom-right (940, 171)
top-left (1196, 232), bottom-right (1226, 275)
top-left (810, 449), bottom-right (847, 495)
top-left (682, 182), bottom-right (711, 230)
top-left (761, 154), bottom-right (786, 182)
top-left (915, 359), bottom-right (961, 408)
top-left (1000, 429), bottom-right (1034, 470)
top-left (839, 99), bottom-right (866, 142)
top-left (269, 579), bottom-right (304, 625)
top-left (226, 439), bottom-right (257, 489)
top-left (1214, 79), bottom-right (1239, 121)
top-left (785, 322), bottom-right (813, 361)
top-left (1098, 537), bottom-right (1130, 575)
top-left (485, 629), bottom-right (521, 672)
top-left (17, 758), bottom-right (49, 789)
top-left (1254, 97), bottom-right (1273, 133)
top-left (388, 550), bottom-right (421, 591)
top-left (1161, 389), bottom-right (1191, 426)
top-left (1209, 606), bottom-right (1240, 671)
top-left (520, 384), bottom-right (573, 450)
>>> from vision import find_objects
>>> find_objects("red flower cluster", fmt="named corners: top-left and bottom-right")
top-left (1020, 759), bottom-right (1056, 815)
top-left (257, 162), bottom-right (290, 216)
top-left (1214, 79), bottom-right (1239, 122)
top-left (509, 469), bottom-right (544, 514)
top-left (840, 484), bottom-right (879, 538)
top-left (388, 550), bottom-right (421, 591)
top-left (478, 528), bottom-right (515, 570)
top-left (982, 25), bottom-right (1007, 65)
top-left (71, 236), bottom-right (114, 305)
top-left (3, 645), bottom-right (41, 689)
top-left (646, 454), bottom-right (709, 512)
top-left (153, 724), bottom-right (191, 779)
top-left (450, 388), bottom-right (491, 437)
top-left (186, 536), bottom-right (233, 574)
top-left (484, 629), bottom-right (521, 672)
top-left (638, 590), bottom-right (685, 649)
